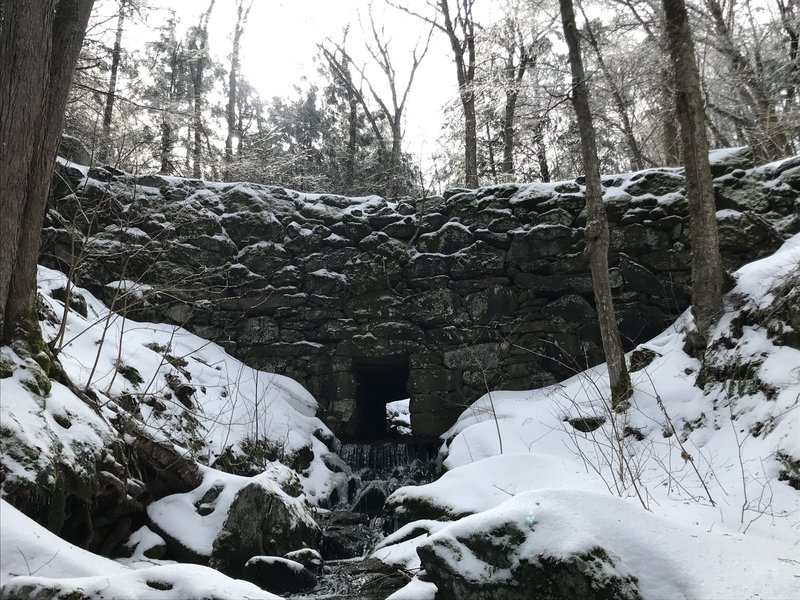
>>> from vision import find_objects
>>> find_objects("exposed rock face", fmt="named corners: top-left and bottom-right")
top-left (209, 482), bottom-right (320, 576)
top-left (43, 150), bottom-right (800, 438)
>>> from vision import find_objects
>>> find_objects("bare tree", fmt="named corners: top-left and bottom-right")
top-left (497, 12), bottom-right (543, 176)
top-left (560, 0), bottom-right (632, 410)
top-left (701, 0), bottom-right (790, 159)
top-left (225, 0), bottom-right (254, 168)
top-left (321, 43), bottom-right (389, 188)
top-left (360, 8), bottom-right (433, 196)
top-left (663, 0), bottom-right (725, 345)
top-left (188, 0), bottom-right (215, 179)
top-left (0, 0), bottom-right (95, 345)
top-left (320, 33), bottom-right (380, 190)
top-left (580, 8), bottom-right (646, 171)
top-left (100, 0), bottom-right (127, 164)
top-left (322, 12), bottom-right (432, 197)
top-left (392, 0), bottom-right (479, 187)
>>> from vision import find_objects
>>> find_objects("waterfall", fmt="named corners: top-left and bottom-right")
top-left (337, 440), bottom-right (441, 514)
top-left (339, 440), bottom-right (440, 475)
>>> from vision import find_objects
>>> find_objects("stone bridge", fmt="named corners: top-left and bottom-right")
top-left (43, 148), bottom-right (800, 439)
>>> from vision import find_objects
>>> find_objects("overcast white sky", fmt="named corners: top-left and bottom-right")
top-left (120, 0), bottom-right (464, 164)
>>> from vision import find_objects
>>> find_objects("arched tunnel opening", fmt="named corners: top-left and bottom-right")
top-left (352, 355), bottom-right (410, 441)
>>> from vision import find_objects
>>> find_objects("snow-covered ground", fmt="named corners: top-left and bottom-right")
top-left (378, 235), bottom-right (800, 599)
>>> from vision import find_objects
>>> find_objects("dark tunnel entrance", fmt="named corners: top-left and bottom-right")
top-left (352, 355), bottom-right (410, 440)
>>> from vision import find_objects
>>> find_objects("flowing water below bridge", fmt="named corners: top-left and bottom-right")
top-left (288, 439), bottom-right (441, 599)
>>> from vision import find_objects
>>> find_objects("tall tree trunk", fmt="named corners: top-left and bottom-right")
top-left (225, 0), bottom-right (252, 169)
top-left (159, 120), bottom-right (173, 174)
top-left (190, 0), bottom-right (214, 179)
top-left (660, 32), bottom-right (681, 165)
top-left (462, 88), bottom-right (478, 187)
top-left (159, 46), bottom-right (178, 175)
top-left (439, 0), bottom-right (478, 187)
top-left (501, 90), bottom-right (517, 175)
top-left (560, 0), bottom-right (632, 410)
top-left (387, 122), bottom-right (403, 197)
top-left (101, 0), bottom-right (126, 164)
top-left (534, 120), bottom-right (551, 182)
top-left (345, 90), bottom-right (358, 190)
top-left (663, 0), bottom-right (724, 344)
top-left (0, 0), bottom-right (95, 344)
top-left (192, 78), bottom-right (203, 179)
top-left (486, 120), bottom-right (498, 180)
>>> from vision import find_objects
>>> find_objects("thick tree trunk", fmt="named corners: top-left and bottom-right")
top-left (533, 121), bottom-right (551, 182)
top-left (501, 91), bottom-right (517, 175)
top-left (463, 90), bottom-right (478, 187)
top-left (660, 36), bottom-right (681, 165)
top-left (224, 29), bottom-right (241, 164)
top-left (486, 120), bottom-right (498, 180)
top-left (439, 0), bottom-right (478, 188)
top-left (101, 0), bottom-right (126, 164)
top-left (663, 0), bottom-right (724, 343)
top-left (387, 123), bottom-right (403, 197)
top-left (192, 74), bottom-right (204, 179)
top-left (159, 120), bottom-right (173, 174)
top-left (0, 0), bottom-right (95, 344)
top-left (560, 0), bottom-right (632, 410)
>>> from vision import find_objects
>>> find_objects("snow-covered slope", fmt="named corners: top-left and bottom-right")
top-left (33, 265), bottom-right (347, 503)
top-left (0, 267), bottom-right (351, 596)
top-left (380, 235), bottom-right (800, 599)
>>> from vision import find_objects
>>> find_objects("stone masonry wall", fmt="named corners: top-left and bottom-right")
top-left (43, 147), bottom-right (800, 438)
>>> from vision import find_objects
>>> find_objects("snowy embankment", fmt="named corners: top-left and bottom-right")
top-left (379, 235), bottom-right (800, 600)
top-left (0, 267), bottom-right (348, 597)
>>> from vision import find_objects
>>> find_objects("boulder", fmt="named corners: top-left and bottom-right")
top-left (709, 146), bottom-right (754, 177)
top-left (242, 556), bottom-right (316, 594)
top-left (58, 134), bottom-right (91, 165)
top-left (320, 511), bottom-right (375, 559)
top-left (416, 221), bottom-right (475, 254)
top-left (285, 548), bottom-right (324, 576)
top-left (209, 483), bottom-right (319, 576)
top-left (220, 211), bottom-right (284, 246)
top-left (624, 170), bottom-right (683, 197)
top-left (414, 491), bottom-right (668, 600)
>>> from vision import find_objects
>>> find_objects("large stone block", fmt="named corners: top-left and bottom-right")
top-left (405, 288), bottom-right (459, 325)
top-left (450, 242), bottom-right (506, 279)
top-left (467, 285), bottom-right (516, 324)
top-left (416, 221), bottom-right (475, 254)
top-left (410, 368), bottom-right (463, 393)
top-left (610, 224), bottom-right (671, 252)
top-left (443, 343), bottom-right (501, 370)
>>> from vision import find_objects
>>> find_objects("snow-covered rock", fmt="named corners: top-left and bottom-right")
top-left (0, 500), bottom-right (280, 599)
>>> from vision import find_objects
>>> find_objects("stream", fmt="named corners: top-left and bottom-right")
top-left (288, 439), bottom-right (441, 599)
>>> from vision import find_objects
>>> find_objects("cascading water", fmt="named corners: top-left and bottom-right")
top-left (339, 439), bottom-right (441, 514)
top-left (341, 440), bottom-right (438, 488)
top-left (287, 439), bottom-right (441, 599)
